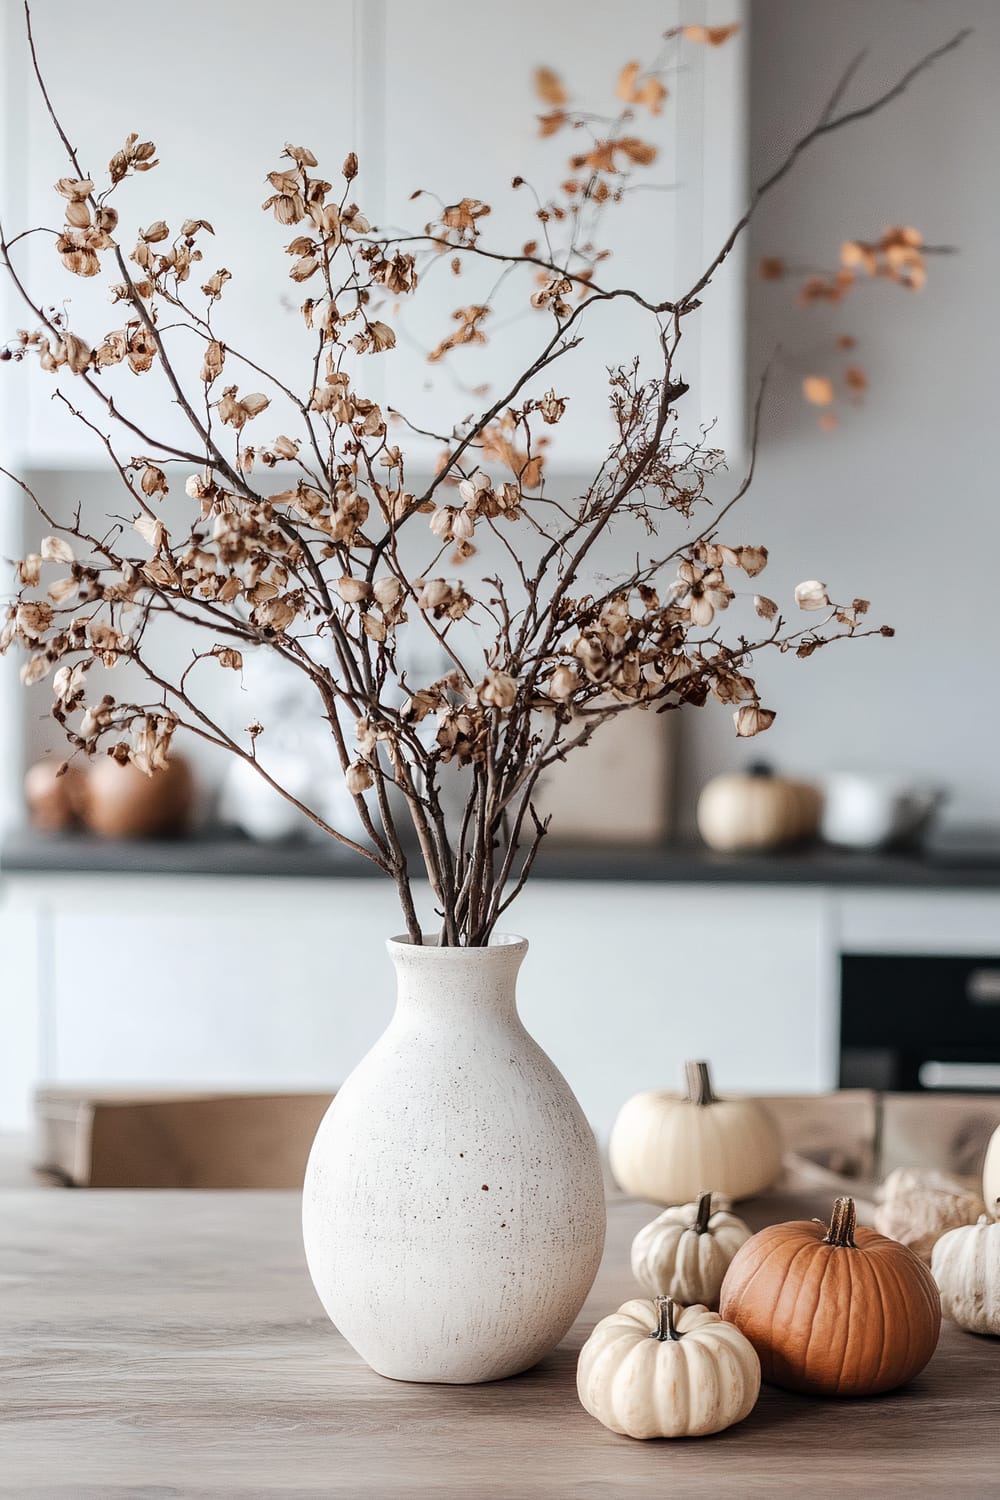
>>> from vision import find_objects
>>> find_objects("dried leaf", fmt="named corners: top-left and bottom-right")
top-left (200, 340), bottom-right (226, 383)
top-left (682, 23), bottom-right (740, 46)
top-left (794, 579), bottom-right (830, 611)
top-left (211, 645), bottom-right (243, 670)
top-left (40, 536), bottom-right (74, 564)
top-left (534, 66), bottom-right (567, 105)
top-left (134, 513), bottom-right (166, 551)
top-left (803, 375), bottom-right (835, 407)
top-left (734, 704), bottom-right (775, 737)
top-left (20, 654), bottom-right (51, 686)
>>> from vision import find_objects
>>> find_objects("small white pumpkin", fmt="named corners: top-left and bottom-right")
top-left (931, 1215), bottom-right (1000, 1336)
top-left (609, 1060), bottom-right (783, 1204)
top-left (631, 1190), bottom-right (752, 1308)
top-left (983, 1124), bottom-right (1000, 1218)
top-left (577, 1295), bottom-right (761, 1439)
top-left (696, 764), bottom-right (821, 853)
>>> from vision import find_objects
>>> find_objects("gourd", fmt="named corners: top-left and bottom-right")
top-left (609, 1060), bottom-right (783, 1204)
top-left (631, 1190), bottom-right (752, 1309)
top-left (79, 755), bottom-right (195, 839)
top-left (720, 1196), bottom-right (941, 1396)
top-left (983, 1124), bottom-right (1000, 1217)
top-left (931, 1215), bottom-right (1000, 1336)
top-left (696, 763), bottom-right (821, 853)
top-left (873, 1167), bottom-right (986, 1265)
top-left (577, 1295), bottom-right (761, 1439)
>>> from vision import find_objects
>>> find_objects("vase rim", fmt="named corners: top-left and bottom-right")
top-left (387, 933), bottom-right (528, 957)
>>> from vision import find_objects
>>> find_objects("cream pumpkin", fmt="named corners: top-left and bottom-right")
top-left (983, 1124), bottom-right (1000, 1217)
top-left (931, 1215), bottom-right (1000, 1336)
top-left (696, 764), bottom-right (820, 853)
top-left (609, 1061), bottom-right (783, 1204)
top-left (577, 1296), bottom-right (761, 1439)
top-left (631, 1191), bottom-right (752, 1309)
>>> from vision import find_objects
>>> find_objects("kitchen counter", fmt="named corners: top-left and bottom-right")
top-left (5, 827), bottom-right (1000, 887)
top-left (2, 1187), bottom-right (996, 1497)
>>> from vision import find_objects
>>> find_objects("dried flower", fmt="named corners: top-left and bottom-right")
top-left (794, 580), bottom-right (831, 612)
top-left (734, 705), bottom-right (776, 737)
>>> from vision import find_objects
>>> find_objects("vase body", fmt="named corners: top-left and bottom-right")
top-left (302, 934), bottom-right (606, 1383)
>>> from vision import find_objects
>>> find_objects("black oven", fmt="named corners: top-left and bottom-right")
top-left (839, 954), bottom-right (1000, 1092)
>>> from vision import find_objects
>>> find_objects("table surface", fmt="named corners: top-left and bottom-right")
top-left (2, 1189), bottom-right (998, 1498)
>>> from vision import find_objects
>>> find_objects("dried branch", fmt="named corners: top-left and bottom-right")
top-left (0, 11), bottom-right (958, 943)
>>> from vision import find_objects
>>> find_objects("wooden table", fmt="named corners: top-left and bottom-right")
top-left (2, 1189), bottom-right (997, 1497)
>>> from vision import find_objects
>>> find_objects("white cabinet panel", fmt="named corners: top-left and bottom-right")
top-left (496, 881), bottom-right (829, 1140)
top-left (835, 891), bottom-right (1000, 955)
top-left (0, 885), bottom-right (44, 1130)
top-left (46, 876), bottom-right (405, 1090)
top-left (5, 871), bottom-right (829, 1143)
top-left (3, 0), bottom-right (356, 467)
top-left (3, 0), bottom-right (745, 469)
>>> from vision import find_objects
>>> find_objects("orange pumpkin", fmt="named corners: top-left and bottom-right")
top-left (719, 1196), bottom-right (941, 1396)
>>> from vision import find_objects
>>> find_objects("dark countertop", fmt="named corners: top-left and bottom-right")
top-left (4, 827), bottom-right (1000, 887)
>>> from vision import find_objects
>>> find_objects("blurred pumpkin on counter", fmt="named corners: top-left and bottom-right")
top-left (696, 763), bottom-right (821, 853)
top-left (23, 760), bottom-right (86, 832)
top-left (24, 754), bottom-right (195, 839)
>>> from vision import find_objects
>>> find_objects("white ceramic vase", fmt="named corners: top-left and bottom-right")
top-left (302, 934), bottom-right (606, 1383)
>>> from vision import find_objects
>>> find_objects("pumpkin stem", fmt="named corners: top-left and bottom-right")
top-left (823, 1196), bottom-right (858, 1248)
top-left (694, 1190), bottom-right (714, 1234)
top-left (685, 1060), bottom-right (716, 1107)
top-left (651, 1296), bottom-right (682, 1342)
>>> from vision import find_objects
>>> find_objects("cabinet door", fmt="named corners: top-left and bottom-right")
top-left (24, 872), bottom-right (828, 1142)
top-left (507, 881), bottom-right (833, 1142)
top-left (2, 0), bottom-right (356, 467)
top-left (45, 876), bottom-right (403, 1091)
top-left (2, 0), bottom-right (745, 469)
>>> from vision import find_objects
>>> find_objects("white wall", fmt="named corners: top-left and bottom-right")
top-left (676, 0), bottom-right (999, 828)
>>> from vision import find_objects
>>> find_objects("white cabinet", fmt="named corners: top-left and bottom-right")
top-left (1, 0), bottom-right (746, 470)
top-left (1, 872), bottom-right (827, 1139)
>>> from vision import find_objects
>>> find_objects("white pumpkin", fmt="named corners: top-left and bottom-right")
top-left (609, 1060), bottom-right (783, 1204)
top-left (983, 1124), bottom-right (1000, 1217)
top-left (696, 765), bottom-right (821, 853)
top-left (577, 1296), bottom-right (761, 1439)
top-left (631, 1191), bottom-right (752, 1309)
top-left (931, 1215), bottom-right (1000, 1336)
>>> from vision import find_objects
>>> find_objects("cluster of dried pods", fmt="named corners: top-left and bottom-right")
top-left (0, 13), bottom-right (963, 942)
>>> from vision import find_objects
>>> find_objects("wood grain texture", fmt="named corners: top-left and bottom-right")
top-left (1, 1189), bottom-right (998, 1497)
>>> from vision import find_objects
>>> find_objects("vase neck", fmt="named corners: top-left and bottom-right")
top-left (387, 936), bottom-right (527, 1024)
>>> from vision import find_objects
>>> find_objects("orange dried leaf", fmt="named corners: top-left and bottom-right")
top-left (803, 375), bottom-right (835, 407)
top-left (534, 66), bottom-right (567, 106)
top-left (538, 110), bottom-right (567, 138)
top-left (683, 23), bottom-right (740, 45)
top-left (758, 256), bottom-right (786, 281)
top-left (617, 62), bottom-right (641, 101)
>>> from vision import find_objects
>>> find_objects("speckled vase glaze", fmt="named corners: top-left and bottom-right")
top-left (302, 934), bottom-right (606, 1383)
